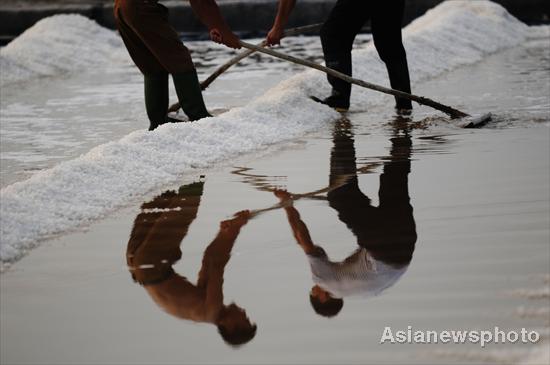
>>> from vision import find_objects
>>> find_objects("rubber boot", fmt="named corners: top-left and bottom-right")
top-left (322, 50), bottom-right (352, 111)
top-left (172, 70), bottom-right (211, 121)
top-left (386, 58), bottom-right (413, 112)
top-left (144, 73), bottom-right (169, 131)
top-left (311, 90), bottom-right (350, 112)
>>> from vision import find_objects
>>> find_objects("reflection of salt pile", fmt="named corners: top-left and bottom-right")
top-left (0, 1), bottom-right (535, 265)
top-left (0, 14), bottom-right (129, 86)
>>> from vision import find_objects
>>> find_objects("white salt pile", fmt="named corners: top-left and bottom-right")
top-left (0, 14), bottom-right (129, 86)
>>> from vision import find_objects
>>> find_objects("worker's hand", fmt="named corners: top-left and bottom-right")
top-left (266, 25), bottom-right (283, 46)
top-left (210, 28), bottom-right (242, 49)
top-left (233, 210), bottom-right (251, 224)
top-left (220, 210), bottom-right (250, 231)
top-left (274, 189), bottom-right (292, 204)
top-left (210, 28), bottom-right (223, 43)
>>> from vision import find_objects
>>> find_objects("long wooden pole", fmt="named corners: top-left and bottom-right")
top-left (202, 24), bottom-right (322, 91)
top-left (239, 41), bottom-right (470, 119)
top-left (168, 24), bottom-right (323, 113)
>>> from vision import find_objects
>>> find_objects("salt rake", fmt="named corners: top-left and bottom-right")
top-left (238, 40), bottom-right (492, 128)
top-left (168, 23), bottom-right (323, 113)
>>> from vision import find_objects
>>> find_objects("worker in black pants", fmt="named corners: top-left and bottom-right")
top-left (266, 0), bottom-right (412, 113)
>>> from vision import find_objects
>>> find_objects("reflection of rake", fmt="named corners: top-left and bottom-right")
top-left (231, 166), bottom-right (352, 218)
top-left (248, 186), bottom-right (334, 218)
top-left (231, 167), bottom-right (288, 194)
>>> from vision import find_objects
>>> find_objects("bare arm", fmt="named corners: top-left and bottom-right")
top-left (189, 0), bottom-right (241, 48)
top-left (274, 191), bottom-right (323, 255)
top-left (284, 206), bottom-right (318, 253)
top-left (267, 0), bottom-right (297, 45)
top-left (197, 211), bottom-right (250, 315)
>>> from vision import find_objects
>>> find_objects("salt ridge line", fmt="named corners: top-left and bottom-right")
top-left (0, 91), bottom-right (339, 265)
top-left (0, 1), bottom-right (531, 264)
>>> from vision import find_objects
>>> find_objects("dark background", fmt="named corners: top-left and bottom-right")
top-left (1, 0), bottom-right (549, 45)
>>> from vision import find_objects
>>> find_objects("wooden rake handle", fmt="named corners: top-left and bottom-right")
top-left (168, 24), bottom-right (323, 113)
top-left (238, 40), bottom-right (470, 119)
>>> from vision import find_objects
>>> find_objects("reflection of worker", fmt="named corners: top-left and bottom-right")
top-left (126, 182), bottom-right (256, 347)
top-left (267, 0), bottom-right (412, 113)
top-left (276, 118), bottom-right (416, 317)
top-left (114, 0), bottom-right (241, 130)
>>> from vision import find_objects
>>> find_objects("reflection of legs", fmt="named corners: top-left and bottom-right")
top-left (320, 0), bottom-right (369, 109)
top-left (374, 133), bottom-right (416, 265)
top-left (328, 122), bottom-right (372, 232)
top-left (327, 122), bottom-right (416, 267)
top-left (379, 134), bottom-right (412, 204)
top-left (329, 120), bottom-right (358, 188)
top-left (127, 182), bottom-right (204, 284)
top-left (372, 1), bottom-right (412, 110)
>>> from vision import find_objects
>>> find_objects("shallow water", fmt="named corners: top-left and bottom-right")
top-left (1, 34), bottom-right (549, 364)
top-left (0, 35), bottom-right (369, 187)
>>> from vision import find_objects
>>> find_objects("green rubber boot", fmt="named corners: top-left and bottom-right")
top-left (172, 70), bottom-right (212, 121)
top-left (144, 73), bottom-right (169, 131)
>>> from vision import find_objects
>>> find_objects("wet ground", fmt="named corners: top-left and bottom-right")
top-left (1, 36), bottom-right (549, 364)
top-left (0, 35), bottom-right (361, 187)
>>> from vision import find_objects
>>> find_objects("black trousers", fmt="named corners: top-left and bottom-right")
top-left (320, 0), bottom-right (412, 108)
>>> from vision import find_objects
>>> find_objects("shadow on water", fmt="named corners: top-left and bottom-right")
top-left (125, 115), bottom-right (425, 348)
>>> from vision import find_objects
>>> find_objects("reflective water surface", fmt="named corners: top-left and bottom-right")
top-left (0, 35), bottom-right (370, 187)
top-left (1, 36), bottom-right (549, 364)
top-left (126, 117), bottom-right (417, 346)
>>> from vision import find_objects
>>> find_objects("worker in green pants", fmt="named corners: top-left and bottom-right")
top-left (114, 0), bottom-right (241, 130)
